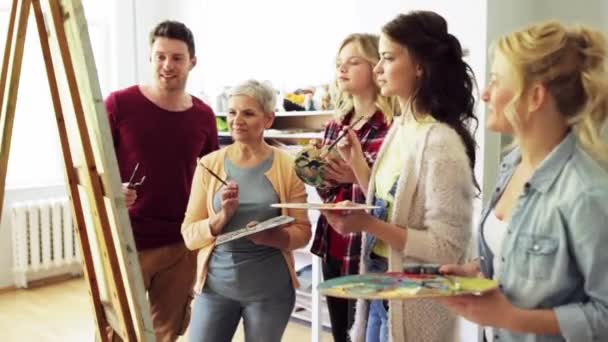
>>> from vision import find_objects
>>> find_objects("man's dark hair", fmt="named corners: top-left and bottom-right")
top-left (149, 20), bottom-right (195, 57)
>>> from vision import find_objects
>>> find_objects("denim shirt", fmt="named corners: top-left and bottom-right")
top-left (477, 133), bottom-right (608, 342)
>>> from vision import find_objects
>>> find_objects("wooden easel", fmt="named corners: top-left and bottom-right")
top-left (0, 0), bottom-right (155, 340)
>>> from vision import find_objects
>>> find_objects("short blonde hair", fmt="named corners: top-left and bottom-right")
top-left (334, 33), bottom-right (398, 123)
top-left (229, 79), bottom-right (276, 113)
top-left (496, 21), bottom-right (608, 162)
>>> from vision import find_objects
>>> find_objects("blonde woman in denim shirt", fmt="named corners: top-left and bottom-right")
top-left (440, 21), bottom-right (608, 342)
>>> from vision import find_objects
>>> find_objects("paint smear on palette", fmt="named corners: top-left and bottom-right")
top-left (215, 215), bottom-right (295, 245)
top-left (318, 273), bottom-right (498, 300)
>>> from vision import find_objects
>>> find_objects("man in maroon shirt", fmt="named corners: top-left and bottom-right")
top-left (105, 20), bottom-right (218, 341)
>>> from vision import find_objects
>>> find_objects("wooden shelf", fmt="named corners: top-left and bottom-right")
top-left (216, 110), bottom-right (334, 117)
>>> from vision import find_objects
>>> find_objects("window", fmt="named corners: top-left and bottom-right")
top-left (1, 0), bottom-right (112, 188)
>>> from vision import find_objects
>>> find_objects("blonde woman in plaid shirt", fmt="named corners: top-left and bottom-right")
top-left (309, 33), bottom-right (396, 342)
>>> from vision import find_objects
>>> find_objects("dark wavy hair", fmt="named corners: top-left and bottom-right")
top-left (383, 11), bottom-right (480, 192)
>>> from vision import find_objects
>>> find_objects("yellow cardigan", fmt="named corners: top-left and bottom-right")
top-left (181, 146), bottom-right (311, 294)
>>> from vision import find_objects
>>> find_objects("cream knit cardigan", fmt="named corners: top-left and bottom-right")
top-left (349, 120), bottom-right (475, 342)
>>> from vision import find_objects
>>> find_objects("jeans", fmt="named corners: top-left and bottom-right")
top-left (364, 194), bottom-right (392, 342)
top-left (322, 256), bottom-right (356, 342)
top-left (188, 284), bottom-right (295, 342)
top-left (366, 299), bottom-right (389, 342)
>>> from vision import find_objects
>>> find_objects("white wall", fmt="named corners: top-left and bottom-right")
top-left (108, 0), bottom-right (138, 89)
top-left (3, 17), bottom-right (65, 189)
top-left (0, 0), bottom-right (127, 288)
top-left (482, 0), bottom-right (608, 204)
top-left (482, 0), bottom-right (539, 205)
top-left (182, 0), bottom-right (359, 101)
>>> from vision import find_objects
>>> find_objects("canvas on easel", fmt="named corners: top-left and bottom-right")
top-left (0, 0), bottom-right (154, 340)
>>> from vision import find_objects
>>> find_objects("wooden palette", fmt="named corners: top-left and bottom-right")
top-left (215, 215), bottom-right (295, 245)
top-left (271, 203), bottom-right (379, 210)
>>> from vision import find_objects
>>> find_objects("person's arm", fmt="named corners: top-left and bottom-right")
top-left (105, 92), bottom-right (138, 207)
top-left (343, 120), bottom-right (389, 194)
top-left (104, 92), bottom-right (123, 148)
top-left (315, 121), bottom-right (343, 199)
top-left (440, 288), bottom-right (560, 334)
top-left (508, 309), bottom-right (560, 334)
top-left (207, 181), bottom-right (238, 236)
top-left (182, 159), bottom-right (239, 247)
top-left (322, 206), bottom-right (406, 251)
top-left (336, 129), bottom-right (372, 193)
top-left (465, 191), bottom-right (608, 336)
top-left (362, 214), bottom-right (407, 251)
top-left (181, 162), bottom-right (218, 250)
top-left (403, 126), bottom-right (474, 264)
top-left (552, 189), bottom-right (608, 340)
top-left (349, 151), bottom-right (371, 194)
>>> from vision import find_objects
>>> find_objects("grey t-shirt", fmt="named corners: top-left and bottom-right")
top-left (206, 153), bottom-right (292, 301)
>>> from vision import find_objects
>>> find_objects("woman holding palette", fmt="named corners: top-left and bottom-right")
top-left (439, 21), bottom-right (608, 342)
top-left (321, 11), bottom-right (479, 342)
top-left (309, 32), bottom-right (395, 342)
top-left (181, 79), bottom-right (311, 342)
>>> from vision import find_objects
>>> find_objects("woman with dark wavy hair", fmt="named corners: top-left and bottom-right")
top-left (320, 11), bottom-right (479, 342)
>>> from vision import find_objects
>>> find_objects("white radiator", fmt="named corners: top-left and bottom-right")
top-left (11, 198), bottom-right (83, 288)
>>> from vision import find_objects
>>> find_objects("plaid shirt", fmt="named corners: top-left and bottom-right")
top-left (310, 110), bottom-right (390, 275)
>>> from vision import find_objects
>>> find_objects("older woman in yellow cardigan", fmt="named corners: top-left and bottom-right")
top-left (181, 79), bottom-right (311, 342)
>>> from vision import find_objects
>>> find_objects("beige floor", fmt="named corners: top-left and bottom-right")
top-left (0, 278), bottom-right (332, 342)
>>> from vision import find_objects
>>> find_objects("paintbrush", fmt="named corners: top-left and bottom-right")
top-left (127, 163), bottom-right (146, 189)
top-left (320, 115), bottom-right (366, 158)
top-left (127, 163), bottom-right (140, 185)
top-left (201, 163), bottom-right (228, 186)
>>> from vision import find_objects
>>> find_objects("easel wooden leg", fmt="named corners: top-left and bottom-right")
top-left (45, 0), bottom-right (141, 339)
top-left (0, 0), bottom-right (19, 110)
top-left (0, 0), bottom-right (30, 214)
top-left (42, 0), bottom-right (138, 340)
top-left (0, 0), bottom-right (154, 340)
top-left (30, 0), bottom-right (110, 340)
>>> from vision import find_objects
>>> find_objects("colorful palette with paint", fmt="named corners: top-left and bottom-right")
top-left (318, 272), bottom-right (498, 300)
top-left (293, 145), bottom-right (342, 189)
